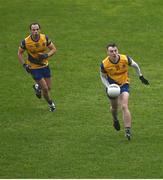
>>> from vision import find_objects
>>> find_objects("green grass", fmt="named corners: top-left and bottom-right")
top-left (0, 0), bottom-right (163, 178)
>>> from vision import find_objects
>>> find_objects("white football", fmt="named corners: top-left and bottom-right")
top-left (107, 84), bottom-right (120, 98)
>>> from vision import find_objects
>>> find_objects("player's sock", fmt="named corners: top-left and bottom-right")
top-left (48, 100), bottom-right (56, 112)
top-left (113, 119), bottom-right (120, 131)
top-left (112, 114), bottom-right (120, 131)
top-left (125, 127), bottom-right (131, 140)
top-left (33, 84), bottom-right (41, 99)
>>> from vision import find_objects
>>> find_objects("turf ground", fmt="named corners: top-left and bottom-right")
top-left (0, 0), bottom-right (163, 178)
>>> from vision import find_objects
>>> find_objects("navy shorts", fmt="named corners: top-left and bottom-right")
top-left (30, 66), bottom-right (51, 80)
top-left (106, 83), bottom-right (129, 99)
top-left (120, 83), bottom-right (129, 93)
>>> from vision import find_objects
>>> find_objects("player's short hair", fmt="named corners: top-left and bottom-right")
top-left (106, 43), bottom-right (117, 49)
top-left (29, 22), bottom-right (41, 30)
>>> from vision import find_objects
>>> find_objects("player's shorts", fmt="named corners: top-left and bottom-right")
top-left (106, 83), bottom-right (129, 99)
top-left (106, 76), bottom-right (129, 94)
top-left (120, 83), bottom-right (129, 93)
top-left (30, 66), bottom-right (51, 80)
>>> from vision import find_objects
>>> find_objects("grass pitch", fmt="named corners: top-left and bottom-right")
top-left (0, 0), bottom-right (163, 178)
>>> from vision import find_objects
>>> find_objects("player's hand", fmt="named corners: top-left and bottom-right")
top-left (38, 53), bottom-right (48, 61)
top-left (23, 64), bottom-right (31, 73)
top-left (139, 75), bottom-right (149, 85)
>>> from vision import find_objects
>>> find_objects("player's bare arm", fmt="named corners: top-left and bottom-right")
top-left (18, 47), bottom-right (25, 65)
top-left (47, 42), bottom-right (57, 57)
top-left (18, 47), bottom-right (31, 73)
top-left (38, 42), bottom-right (57, 60)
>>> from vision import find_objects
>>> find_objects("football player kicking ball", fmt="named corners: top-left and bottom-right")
top-left (100, 43), bottom-right (149, 140)
top-left (18, 23), bottom-right (57, 112)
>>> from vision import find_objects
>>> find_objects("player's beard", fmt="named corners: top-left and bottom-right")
top-left (110, 54), bottom-right (119, 63)
top-left (32, 33), bottom-right (40, 41)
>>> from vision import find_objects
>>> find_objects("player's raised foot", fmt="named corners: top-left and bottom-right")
top-left (125, 128), bottom-right (131, 141)
top-left (33, 84), bottom-right (41, 99)
top-left (49, 101), bottom-right (56, 112)
top-left (113, 119), bottom-right (120, 131)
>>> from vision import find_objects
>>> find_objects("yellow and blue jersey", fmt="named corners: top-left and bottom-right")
top-left (20, 33), bottom-right (52, 69)
top-left (101, 54), bottom-right (132, 85)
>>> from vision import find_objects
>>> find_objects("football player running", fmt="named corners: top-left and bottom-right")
top-left (18, 23), bottom-right (57, 112)
top-left (100, 43), bottom-right (149, 140)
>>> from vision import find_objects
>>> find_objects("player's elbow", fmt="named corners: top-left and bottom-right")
top-left (18, 48), bottom-right (24, 56)
top-left (17, 51), bottom-right (21, 58)
top-left (53, 47), bottom-right (57, 54)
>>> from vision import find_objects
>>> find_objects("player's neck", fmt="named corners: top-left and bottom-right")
top-left (109, 55), bottom-right (120, 64)
top-left (31, 34), bottom-right (40, 42)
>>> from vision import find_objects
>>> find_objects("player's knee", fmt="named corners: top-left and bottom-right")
top-left (121, 103), bottom-right (128, 111)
